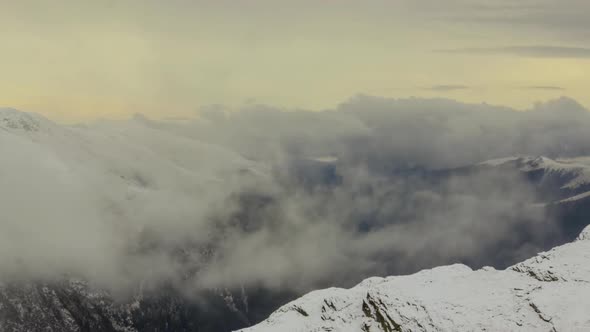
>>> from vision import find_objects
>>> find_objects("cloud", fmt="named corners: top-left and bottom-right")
top-left (1, 96), bottom-right (590, 295)
top-left (437, 45), bottom-right (590, 58)
top-left (424, 85), bottom-right (470, 91)
top-left (198, 165), bottom-right (556, 290)
top-left (410, 0), bottom-right (590, 40)
top-left (523, 86), bottom-right (565, 91)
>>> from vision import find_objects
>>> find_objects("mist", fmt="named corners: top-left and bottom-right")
top-left (0, 96), bottom-right (588, 294)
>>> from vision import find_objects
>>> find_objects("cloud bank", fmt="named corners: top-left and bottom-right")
top-left (438, 46), bottom-right (590, 58)
top-left (524, 86), bottom-right (565, 91)
top-left (412, 0), bottom-right (590, 41)
top-left (0, 96), bottom-right (589, 294)
top-left (424, 85), bottom-right (470, 91)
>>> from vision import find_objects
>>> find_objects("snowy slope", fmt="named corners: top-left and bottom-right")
top-left (239, 225), bottom-right (590, 332)
top-left (0, 107), bottom-right (57, 133)
top-left (481, 156), bottom-right (590, 191)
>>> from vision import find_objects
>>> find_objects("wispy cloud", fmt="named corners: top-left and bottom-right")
top-left (424, 85), bottom-right (470, 92)
top-left (437, 45), bottom-right (590, 58)
top-left (412, 0), bottom-right (590, 41)
top-left (523, 86), bottom-right (565, 91)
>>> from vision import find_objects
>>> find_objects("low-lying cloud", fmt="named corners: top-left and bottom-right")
top-left (0, 96), bottom-right (589, 294)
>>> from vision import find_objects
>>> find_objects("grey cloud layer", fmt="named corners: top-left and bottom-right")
top-left (1, 96), bottom-right (589, 294)
top-left (437, 46), bottom-right (590, 58)
top-left (524, 86), bottom-right (565, 91)
top-left (424, 85), bottom-right (470, 91)
top-left (411, 0), bottom-right (590, 37)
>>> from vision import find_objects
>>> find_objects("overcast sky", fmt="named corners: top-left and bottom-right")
top-left (2, 0), bottom-right (590, 120)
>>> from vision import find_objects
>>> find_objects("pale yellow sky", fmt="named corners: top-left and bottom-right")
top-left (1, 0), bottom-right (590, 121)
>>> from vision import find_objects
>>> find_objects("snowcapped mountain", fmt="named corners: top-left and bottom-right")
top-left (479, 155), bottom-right (590, 201)
top-left (473, 156), bottom-right (590, 244)
top-left (0, 108), bottom-right (49, 132)
top-left (239, 225), bottom-right (590, 332)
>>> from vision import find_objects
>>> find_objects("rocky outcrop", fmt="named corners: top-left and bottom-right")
top-left (0, 279), bottom-right (135, 332)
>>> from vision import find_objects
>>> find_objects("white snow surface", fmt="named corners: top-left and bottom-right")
top-left (478, 156), bottom-right (521, 167)
top-left (240, 225), bottom-right (590, 332)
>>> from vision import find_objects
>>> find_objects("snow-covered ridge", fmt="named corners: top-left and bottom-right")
top-left (0, 107), bottom-right (54, 132)
top-left (240, 225), bottom-right (590, 332)
top-left (481, 155), bottom-right (590, 190)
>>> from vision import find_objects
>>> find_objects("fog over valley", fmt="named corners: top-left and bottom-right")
top-left (1, 96), bottom-right (589, 290)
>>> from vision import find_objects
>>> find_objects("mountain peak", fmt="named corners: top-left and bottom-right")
top-left (241, 225), bottom-right (590, 332)
top-left (0, 108), bottom-right (51, 132)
